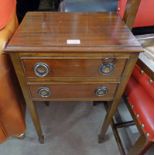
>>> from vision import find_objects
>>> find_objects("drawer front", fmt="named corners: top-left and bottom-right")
top-left (29, 83), bottom-right (117, 101)
top-left (22, 58), bottom-right (126, 80)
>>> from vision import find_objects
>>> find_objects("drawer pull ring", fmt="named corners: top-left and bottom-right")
top-left (38, 87), bottom-right (51, 98)
top-left (96, 86), bottom-right (108, 96)
top-left (34, 62), bottom-right (49, 77)
top-left (99, 63), bottom-right (114, 75)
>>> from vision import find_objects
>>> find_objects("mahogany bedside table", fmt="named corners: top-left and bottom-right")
top-left (5, 12), bottom-right (143, 143)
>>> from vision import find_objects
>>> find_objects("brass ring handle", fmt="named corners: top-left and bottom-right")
top-left (99, 63), bottom-right (115, 75)
top-left (38, 87), bottom-right (51, 98)
top-left (95, 86), bottom-right (108, 96)
top-left (34, 62), bottom-right (49, 77)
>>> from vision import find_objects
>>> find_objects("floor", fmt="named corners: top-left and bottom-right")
top-left (0, 101), bottom-right (153, 155)
top-left (0, 102), bottom-right (120, 155)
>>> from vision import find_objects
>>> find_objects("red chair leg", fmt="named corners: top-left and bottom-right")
top-left (127, 133), bottom-right (152, 155)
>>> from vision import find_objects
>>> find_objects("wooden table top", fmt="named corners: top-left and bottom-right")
top-left (5, 12), bottom-right (142, 53)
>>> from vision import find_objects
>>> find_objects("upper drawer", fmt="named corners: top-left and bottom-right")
top-left (21, 58), bottom-right (126, 80)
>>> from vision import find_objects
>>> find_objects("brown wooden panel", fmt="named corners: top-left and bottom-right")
top-left (29, 83), bottom-right (117, 101)
top-left (22, 58), bottom-right (126, 80)
top-left (5, 12), bottom-right (143, 53)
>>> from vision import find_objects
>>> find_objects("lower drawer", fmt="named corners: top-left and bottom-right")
top-left (29, 83), bottom-right (118, 101)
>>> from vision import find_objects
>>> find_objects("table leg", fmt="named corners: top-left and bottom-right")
top-left (28, 101), bottom-right (44, 144)
top-left (98, 100), bottom-right (120, 143)
top-left (10, 54), bottom-right (44, 144)
top-left (98, 55), bottom-right (138, 143)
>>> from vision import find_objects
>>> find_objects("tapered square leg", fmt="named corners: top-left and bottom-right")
top-left (39, 135), bottom-right (45, 144)
top-left (98, 56), bottom-right (138, 143)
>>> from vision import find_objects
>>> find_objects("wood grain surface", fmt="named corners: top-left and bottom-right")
top-left (29, 83), bottom-right (118, 101)
top-left (22, 58), bottom-right (126, 80)
top-left (5, 12), bottom-right (143, 52)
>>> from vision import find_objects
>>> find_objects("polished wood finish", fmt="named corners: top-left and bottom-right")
top-left (98, 54), bottom-right (139, 142)
top-left (29, 83), bottom-right (117, 101)
top-left (6, 12), bottom-right (142, 52)
top-left (123, 0), bottom-right (142, 29)
top-left (10, 53), bottom-right (44, 143)
top-left (22, 58), bottom-right (126, 80)
top-left (5, 12), bottom-right (142, 143)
